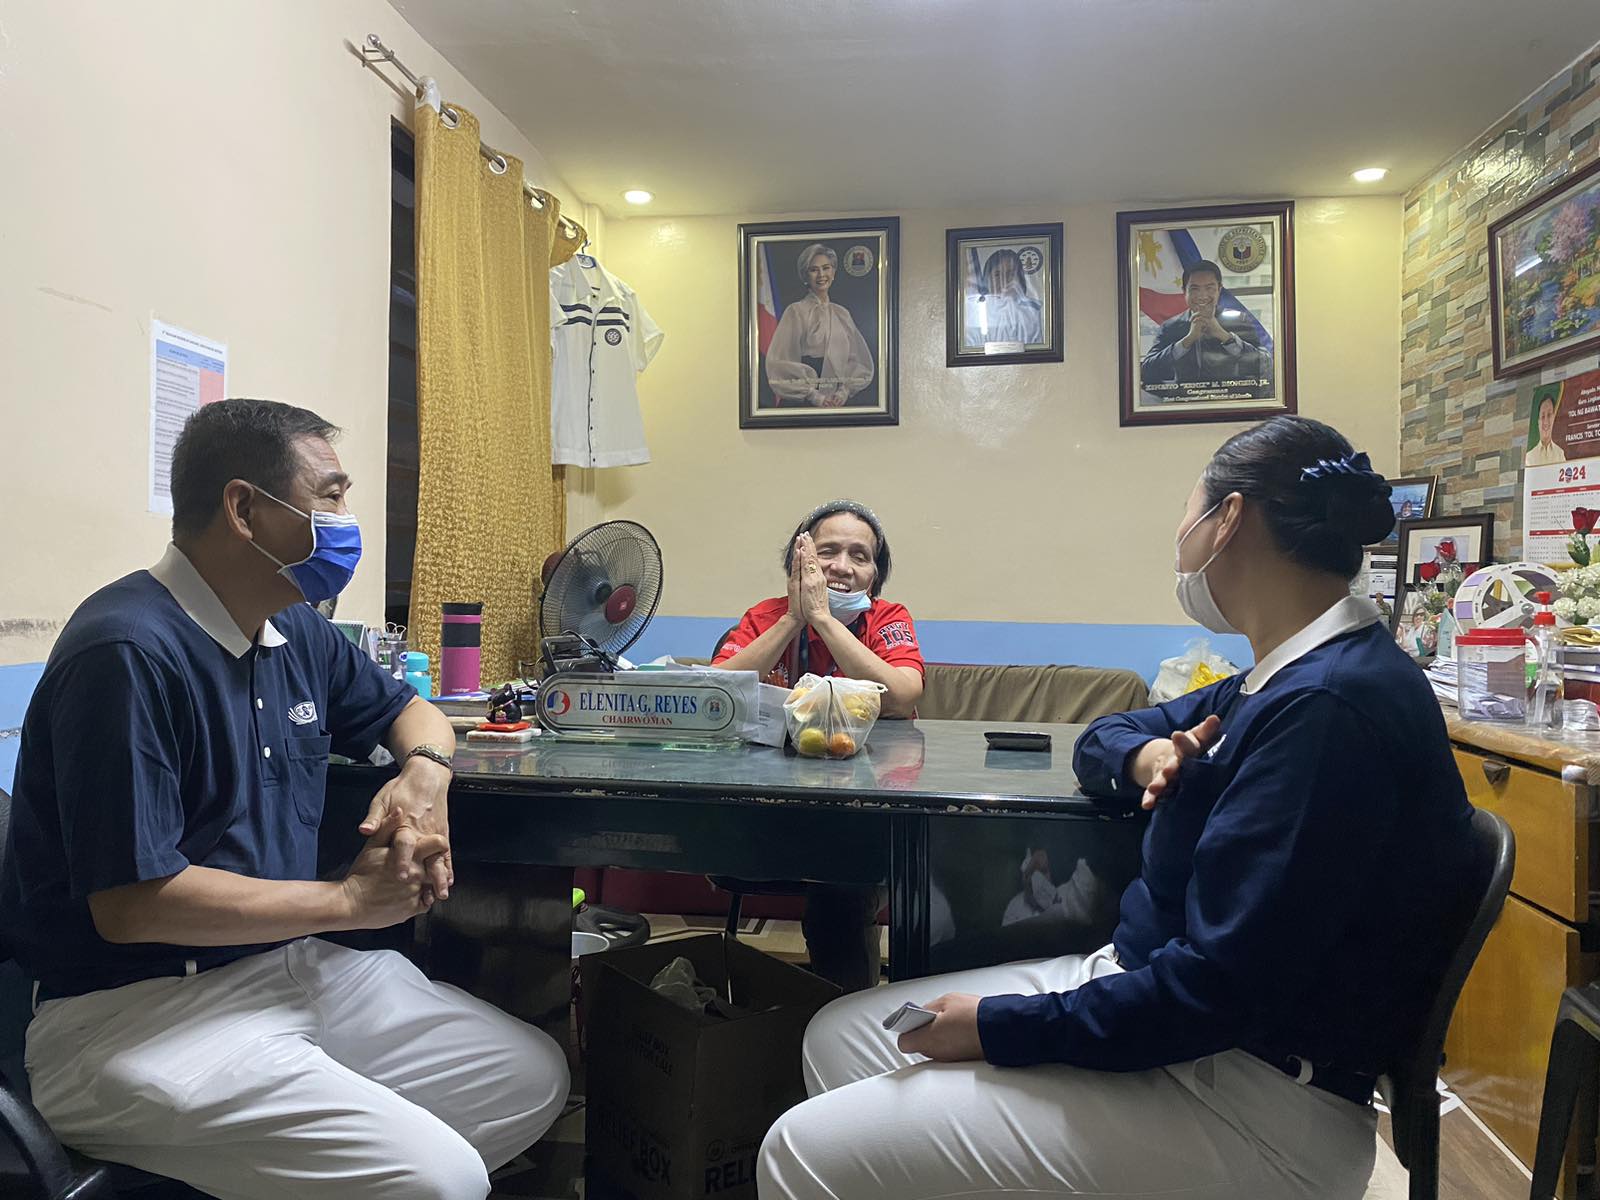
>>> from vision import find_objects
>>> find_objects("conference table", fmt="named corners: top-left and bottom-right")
top-left (324, 719), bottom-right (1148, 980)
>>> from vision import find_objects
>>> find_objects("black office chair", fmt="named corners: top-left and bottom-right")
top-left (1377, 807), bottom-right (1515, 1200)
top-left (0, 786), bottom-right (204, 1199)
top-left (1528, 981), bottom-right (1600, 1199)
top-left (711, 875), bottom-right (806, 939)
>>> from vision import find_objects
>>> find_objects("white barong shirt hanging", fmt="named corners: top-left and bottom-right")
top-left (549, 254), bottom-right (663, 467)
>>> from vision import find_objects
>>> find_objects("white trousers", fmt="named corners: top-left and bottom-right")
top-left (758, 947), bottom-right (1379, 1200)
top-left (25, 937), bottom-right (570, 1200)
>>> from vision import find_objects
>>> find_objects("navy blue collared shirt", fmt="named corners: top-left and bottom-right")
top-left (0, 545), bottom-right (414, 998)
top-left (978, 603), bottom-right (1474, 1086)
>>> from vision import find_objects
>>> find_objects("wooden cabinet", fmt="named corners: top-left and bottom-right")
top-left (1446, 893), bottom-right (1586, 1162)
top-left (1445, 718), bottom-right (1600, 1194)
top-left (1452, 748), bottom-right (1590, 923)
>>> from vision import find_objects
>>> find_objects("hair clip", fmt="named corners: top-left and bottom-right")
top-left (1300, 452), bottom-right (1380, 482)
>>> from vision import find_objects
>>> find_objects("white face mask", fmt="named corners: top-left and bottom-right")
top-left (826, 587), bottom-right (873, 617)
top-left (1174, 501), bottom-right (1241, 636)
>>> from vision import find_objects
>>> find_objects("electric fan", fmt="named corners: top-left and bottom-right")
top-left (537, 521), bottom-right (663, 673)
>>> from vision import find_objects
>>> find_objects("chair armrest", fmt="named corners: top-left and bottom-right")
top-left (0, 1074), bottom-right (106, 1200)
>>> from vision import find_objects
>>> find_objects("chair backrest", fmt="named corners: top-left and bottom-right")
top-left (1378, 807), bottom-right (1514, 1196)
top-left (0, 784), bottom-right (34, 1094)
top-left (919, 663), bottom-right (1151, 725)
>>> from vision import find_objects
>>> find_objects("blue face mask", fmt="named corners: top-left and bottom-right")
top-left (827, 588), bottom-right (874, 618)
top-left (251, 488), bottom-right (362, 604)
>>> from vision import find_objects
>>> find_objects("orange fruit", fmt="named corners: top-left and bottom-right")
top-left (829, 732), bottom-right (857, 757)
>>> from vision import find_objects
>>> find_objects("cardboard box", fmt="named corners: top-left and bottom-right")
top-left (583, 934), bottom-right (839, 1200)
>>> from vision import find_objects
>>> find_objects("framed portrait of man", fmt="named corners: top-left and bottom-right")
top-left (738, 216), bottom-right (899, 429)
top-left (945, 223), bottom-right (1064, 367)
top-left (1116, 201), bottom-right (1297, 428)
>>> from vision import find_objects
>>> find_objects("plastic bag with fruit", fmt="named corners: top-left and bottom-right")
top-left (782, 673), bottom-right (888, 759)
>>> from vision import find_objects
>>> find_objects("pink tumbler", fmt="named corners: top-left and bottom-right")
top-left (440, 602), bottom-right (483, 695)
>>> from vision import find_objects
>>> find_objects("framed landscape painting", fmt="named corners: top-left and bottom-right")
top-left (1489, 156), bottom-right (1600, 379)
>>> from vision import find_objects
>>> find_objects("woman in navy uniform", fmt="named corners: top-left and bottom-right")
top-left (758, 416), bottom-right (1475, 1200)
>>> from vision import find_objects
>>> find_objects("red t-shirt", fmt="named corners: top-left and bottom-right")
top-left (711, 597), bottom-right (925, 690)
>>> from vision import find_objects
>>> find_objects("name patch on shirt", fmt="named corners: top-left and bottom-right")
top-left (288, 701), bottom-right (318, 726)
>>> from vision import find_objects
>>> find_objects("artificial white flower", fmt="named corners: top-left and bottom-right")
top-left (1578, 596), bottom-right (1600, 620)
top-left (1556, 597), bottom-right (1580, 620)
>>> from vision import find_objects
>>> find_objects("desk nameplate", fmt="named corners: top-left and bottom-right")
top-left (539, 672), bottom-right (744, 743)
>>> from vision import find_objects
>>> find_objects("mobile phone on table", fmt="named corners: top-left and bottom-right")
top-left (881, 1001), bottom-right (938, 1033)
top-left (984, 730), bottom-right (1052, 752)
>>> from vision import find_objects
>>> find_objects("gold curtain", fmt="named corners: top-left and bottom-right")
top-left (410, 104), bottom-right (574, 688)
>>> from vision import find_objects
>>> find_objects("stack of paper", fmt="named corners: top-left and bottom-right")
top-left (1425, 659), bottom-right (1458, 706)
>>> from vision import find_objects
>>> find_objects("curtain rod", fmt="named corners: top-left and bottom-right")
top-left (361, 33), bottom-right (583, 238)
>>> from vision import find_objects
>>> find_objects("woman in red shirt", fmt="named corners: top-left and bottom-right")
top-left (712, 500), bottom-right (924, 716)
top-left (711, 500), bottom-right (925, 990)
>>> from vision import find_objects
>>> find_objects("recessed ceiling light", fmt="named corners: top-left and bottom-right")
top-left (623, 189), bottom-right (653, 205)
top-left (1351, 167), bottom-right (1388, 184)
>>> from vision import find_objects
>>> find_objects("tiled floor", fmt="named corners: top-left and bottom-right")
top-left (490, 1100), bottom-right (586, 1198)
top-left (494, 918), bottom-right (1540, 1200)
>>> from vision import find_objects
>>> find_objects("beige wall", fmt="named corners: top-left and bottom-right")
top-left (573, 197), bottom-right (1402, 625)
top-left (0, 0), bottom-right (580, 665)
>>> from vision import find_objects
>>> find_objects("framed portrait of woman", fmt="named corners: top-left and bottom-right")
top-left (945, 223), bottom-right (1064, 367)
top-left (739, 217), bottom-right (899, 429)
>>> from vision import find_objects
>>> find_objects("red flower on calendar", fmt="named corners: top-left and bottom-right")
top-left (1572, 509), bottom-right (1599, 567)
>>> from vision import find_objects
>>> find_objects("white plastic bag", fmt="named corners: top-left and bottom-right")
top-left (1150, 639), bottom-right (1239, 703)
top-left (783, 674), bottom-right (887, 758)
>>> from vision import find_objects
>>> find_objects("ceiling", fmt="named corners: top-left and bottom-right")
top-left (388, 0), bottom-right (1600, 217)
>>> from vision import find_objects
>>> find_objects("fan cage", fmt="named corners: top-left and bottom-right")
top-left (538, 520), bottom-right (664, 657)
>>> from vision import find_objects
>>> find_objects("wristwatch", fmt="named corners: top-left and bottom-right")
top-left (404, 743), bottom-right (454, 774)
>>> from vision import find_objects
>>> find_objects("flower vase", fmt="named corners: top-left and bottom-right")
top-left (1420, 614), bottom-right (1439, 658)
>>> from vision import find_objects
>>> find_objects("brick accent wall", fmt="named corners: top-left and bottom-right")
top-left (1401, 42), bottom-right (1600, 554)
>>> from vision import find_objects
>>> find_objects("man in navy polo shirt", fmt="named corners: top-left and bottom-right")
top-left (1, 399), bottom-right (568, 1200)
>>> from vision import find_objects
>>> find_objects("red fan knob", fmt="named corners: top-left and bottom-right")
top-left (540, 553), bottom-right (563, 586)
top-left (604, 585), bottom-right (637, 625)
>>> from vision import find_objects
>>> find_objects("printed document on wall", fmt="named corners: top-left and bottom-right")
top-left (149, 320), bottom-right (227, 514)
